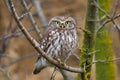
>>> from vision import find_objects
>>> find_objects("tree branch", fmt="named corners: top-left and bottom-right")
top-left (21, 0), bottom-right (43, 39)
top-left (96, 13), bottom-right (120, 33)
top-left (7, 0), bottom-right (83, 73)
top-left (112, 0), bottom-right (119, 17)
top-left (32, 0), bottom-right (47, 27)
top-left (92, 57), bottom-right (120, 64)
top-left (94, 0), bottom-right (120, 33)
top-left (0, 51), bottom-right (36, 69)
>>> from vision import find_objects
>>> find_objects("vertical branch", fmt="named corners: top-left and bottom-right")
top-left (21, 0), bottom-right (43, 39)
top-left (78, 0), bottom-right (97, 80)
top-left (32, 0), bottom-right (47, 27)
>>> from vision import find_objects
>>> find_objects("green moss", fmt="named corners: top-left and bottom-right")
top-left (95, 0), bottom-right (116, 80)
top-left (98, 0), bottom-right (111, 17)
top-left (78, 0), bottom-right (116, 80)
top-left (77, 0), bottom-right (97, 79)
top-left (86, 72), bottom-right (91, 80)
top-left (95, 30), bottom-right (116, 80)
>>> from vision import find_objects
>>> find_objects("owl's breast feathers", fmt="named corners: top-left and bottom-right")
top-left (39, 28), bottom-right (77, 59)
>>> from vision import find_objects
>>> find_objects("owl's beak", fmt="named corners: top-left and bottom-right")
top-left (61, 23), bottom-right (65, 29)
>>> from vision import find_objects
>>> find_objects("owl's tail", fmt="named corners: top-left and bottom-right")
top-left (33, 56), bottom-right (47, 74)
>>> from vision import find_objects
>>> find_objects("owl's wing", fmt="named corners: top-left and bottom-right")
top-left (33, 28), bottom-right (59, 74)
top-left (40, 28), bottom-right (58, 52)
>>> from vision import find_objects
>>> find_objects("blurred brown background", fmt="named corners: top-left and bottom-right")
top-left (0, 0), bottom-right (120, 80)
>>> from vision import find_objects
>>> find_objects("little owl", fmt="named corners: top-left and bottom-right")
top-left (33, 16), bottom-right (78, 74)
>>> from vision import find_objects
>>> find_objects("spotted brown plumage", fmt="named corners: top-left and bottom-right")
top-left (33, 16), bottom-right (78, 74)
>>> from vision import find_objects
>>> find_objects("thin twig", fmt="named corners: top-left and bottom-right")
top-left (76, 27), bottom-right (91, 34)
top-left (0, 25), bottom-right (46, 41)
top-left (50, 67), bottom-right (58, 80)
top-left (92, 57), bottom-right (120, 64)
top-left (0, 51), bottom-right (36, 68)
top-left (85, 56), bottom-right (120, 68)
top-left (111, 19), bottom-right (120, 31)
top-left (8, 0), bottom-right (83, 73)
top-left (111, 0), bottom-right (120, 31)
top-left (16, 3), bottom-right (32, 20)
top-left (32, 0), bottom-right (47, 27)
top-left (72, 53), bottom-right (80, 61)
top-left (112, 0), bottom-right (119, 17)
top-left (21, 0), bottom-right (42, 39)
top-left (94, 0), bottom-right (111, 18)
top-left (95, 0), bottom-right (120, 33)
top-left (19, 12), bottom-right (29, 20)
top-left (96, 13), bottom-right (120, 33)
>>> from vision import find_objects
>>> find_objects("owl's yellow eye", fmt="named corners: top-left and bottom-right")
top-left (55, 21), bottom-right (60, 25)
top-left (65, 21), bottom-right (71, 25)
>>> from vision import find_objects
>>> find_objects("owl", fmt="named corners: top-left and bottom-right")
top-left (33, 16), bottom-right (78, 74)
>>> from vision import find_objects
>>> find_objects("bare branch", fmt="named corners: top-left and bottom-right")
top-left (59, 69), bottom-right (75, 80)
top-left (0, 25), bottom-right (45, 41)
top-left (96, 13), bottom-right (120, 33)
top-left (94, 0), bottom-right (111, 18)
top-left (111, 19), bottom-right (120, 32)
top-left (21, 0), bottom-right (43, 39)
top-left (19, 12), bottom-right (29, 20)
top-left (7, 0), bottom-right (83, 73)
top-left (112, 0), bottom-right (119, 17)
top-left (94, 0), bottom-right (120, 33)
top-left (50, 67), bottom-right (57, 80)
top-left (72, 53), bottom-right (80, 61)
top-left (92, 57), bottom-right (120, 64)
top-left (0, 51), bottom-right (36, 69)
top-left (76, 26), bottom-right (91, 34)
top-left (32, 0), bottom-right (47, 27)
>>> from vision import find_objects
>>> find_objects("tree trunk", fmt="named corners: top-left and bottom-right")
top-left (77, 0), bottom-right (97, 80)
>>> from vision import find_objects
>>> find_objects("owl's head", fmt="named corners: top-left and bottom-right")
top-left (48, 16), bottom-right (76, 29)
